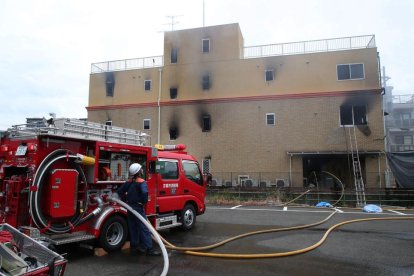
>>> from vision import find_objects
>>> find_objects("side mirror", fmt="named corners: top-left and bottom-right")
top-left (204, 173), bottom-right (212, 186)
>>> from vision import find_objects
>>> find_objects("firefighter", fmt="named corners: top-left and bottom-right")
top-left (115, 163), bottom-right (161, 256)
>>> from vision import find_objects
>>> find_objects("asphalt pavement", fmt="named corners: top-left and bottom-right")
top-left (63, 205), bottom-right (414, 276)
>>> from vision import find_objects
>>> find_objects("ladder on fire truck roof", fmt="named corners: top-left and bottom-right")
top-left (7, 118), bottom-right (150, 146)
top-left (347, 126), bottom-right (366, 207)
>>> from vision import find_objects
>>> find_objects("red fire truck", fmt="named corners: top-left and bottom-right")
top-left (0, 118), bottom-right (209, 252)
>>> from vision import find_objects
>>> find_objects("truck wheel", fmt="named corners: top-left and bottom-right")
top-left (181, 204), bottom-right (196, 230)
top-left (99, 215), bottom-right (128, 252)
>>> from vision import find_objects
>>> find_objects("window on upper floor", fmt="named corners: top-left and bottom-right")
top-left (340, 105), bottom-right (367, 126)
top-left (202, 74), bottom-right (211, 90)
top-left (265, 70), bottom-right (274, 82)
top-left (266, 113), bottom-right (275, 125)
top-left (105, 120), bottom-right (112, 126)
top-left (202, 38), bottom-right (210, 53)
top-left (337, 63), bottom-right (365, 80)
top-left (171, 47), bottom-right (178, 63)
top-left (105, 72), bottom-right (115, 97)
top-left (169, 127), bottom-right (178, 140)
top-left (202, 115), bottom-right (211, 132)
top-left (143, 119), bottom-right (151, 130)
top-left (144, 80), bottom-right (152, 91)
top-left (170, 87), bottom-right (178, 99)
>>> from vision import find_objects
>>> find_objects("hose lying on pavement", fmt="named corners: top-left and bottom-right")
top-left (161, 210), bottom-right (338, 252)
top-left (181, 215), bottom-right (414, 259)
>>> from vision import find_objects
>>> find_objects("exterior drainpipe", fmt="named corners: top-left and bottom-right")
top-left (157, 68), bottom-right (163, 144)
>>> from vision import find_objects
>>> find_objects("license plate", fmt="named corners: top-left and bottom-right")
top-left (15, 145), bottom-right (27, 156)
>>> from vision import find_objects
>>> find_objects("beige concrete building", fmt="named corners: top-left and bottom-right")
top-left (87, 23), bottom-right (385, 191)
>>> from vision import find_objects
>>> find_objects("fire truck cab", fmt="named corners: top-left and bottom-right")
top-left (0, 118), bottom-right (209, 252)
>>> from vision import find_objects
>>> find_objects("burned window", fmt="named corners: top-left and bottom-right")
top-left (105, 120), bottom-right (112, 126)
top-left (266, 113), bottom-right (275, 125)
top-left (171, 47), bottom-right (178, 63)
top-left (265, 70), bottom-right (274, 82)
top-left (202, 115), bottom-right (211, 132)
top-left (144, 80), bottom-right (152, 91)
top-left (202, 74), bottom-right (211, 90)
top-left (170, 87), bottom-right (178, 99)
top-left (105, 72), bottom-right (115, 97)
top-left (202, 38), bottom-right (210, 53)
top-left (340, 105), bottom-right (367, 126)
top-left (143, 119), bottom-right (150, 130)
top-left (169, 127), bottom-right (178, 140)
top-left (337, 64), bottom-right (364, 80)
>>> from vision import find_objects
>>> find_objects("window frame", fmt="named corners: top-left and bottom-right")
top-left (202, 115), bottom-right (211, 132)
top-left (171, 47), bottom-right (178, 64)
top-left (202, 38), bottom-right (210, 53)
top-left (144, 79), bottom-right (152, 91)
top-left (265, 69), bottom-right (274, 82)
top-left (266, 113), bottom-right (275, 126)
top-left (143, 119), bottom-right (151, 130)
top-left (170, 87), bottom-right (178, 99)
top-left (337, 63), bottom-right (365, 81)
top-left (339, 105), bottom-right (368, 126)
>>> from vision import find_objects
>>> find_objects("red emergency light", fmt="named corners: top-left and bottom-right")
top-left (154, 144), bottom-right (186, 151)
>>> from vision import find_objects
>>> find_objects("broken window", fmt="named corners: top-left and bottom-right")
top-left (171, 47), bottom-right (178, 63)
top-left (340, 105), bottom-right (367, 126)
top-left (266, 113), bottom-right (275, 125)
top-left (170, 87), bottom-right (178, 99)
top-left (337, 64), bottom-right (364, 80)
top-left (202, 115), bottom-right (211, 132)
top-left (202, 38), bottom-right (210, 53)
top-left (144, 80), bottom-right (151, 91)
top-left (265, 70), bottom-right (274, 82)
top-left (105, 120), bottom-right (112, 126)
top-left (143, 119), bottom-right (150, 130)
top-left (202, 74), bottom-right (211, 90)
top-left (105, 72), bottom-right (115, 97)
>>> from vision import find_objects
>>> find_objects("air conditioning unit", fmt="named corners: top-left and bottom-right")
top-left (275, 178), bottom-right (289, 187)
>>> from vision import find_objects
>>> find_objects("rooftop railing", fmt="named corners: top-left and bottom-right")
top-left (91, 55), bottom-right (163, 74)
top-left (91, 34), bottom-right (375, 73)
top-left (244, 34), bottom-right (376, 58)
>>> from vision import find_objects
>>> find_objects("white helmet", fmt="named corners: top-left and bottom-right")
top-left (129, 163), bottom-right (142, 176)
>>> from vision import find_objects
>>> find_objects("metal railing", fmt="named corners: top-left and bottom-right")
top-left (7, 118), bottom-right (150, 146)
top-left (244, 35), bottom-right (376, 58)
top-left (91, 56), bottom-right (163, 73)
top-left (385, 118), bottom-right (414, 129)
top-left (391, 94), bottom-right (414, 104)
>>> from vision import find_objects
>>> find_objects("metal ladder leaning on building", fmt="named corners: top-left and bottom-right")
top-left (347, 126), bottom-right (367, 207)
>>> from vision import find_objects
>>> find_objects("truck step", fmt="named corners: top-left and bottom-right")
top-left (156, 215), bottom-right (182, 230)
top-left (44, 232), bottom-right (96, 245)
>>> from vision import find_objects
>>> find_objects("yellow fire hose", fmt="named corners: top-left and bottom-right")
top-left (161, 211), bottom-right (338, 251)
top-left (160, 213), bottom-right (414, 259)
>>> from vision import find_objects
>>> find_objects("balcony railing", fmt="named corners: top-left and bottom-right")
top-left (386, 118), bottom-right (414, 129)
top-left (391, 94), bottom-right (414, 104)
top-left (91, 56), bottom-right (163, 73)
top-left (244, 35), bottom-right (376, 59)
top-left (389, 144), bottom-right (414, 152)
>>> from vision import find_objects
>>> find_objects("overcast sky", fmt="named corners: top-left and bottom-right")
top-left (0, 0), bottom-right (413, 130)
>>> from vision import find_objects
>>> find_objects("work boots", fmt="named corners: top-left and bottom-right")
top-left (130, 247), bottom-right (161, 256)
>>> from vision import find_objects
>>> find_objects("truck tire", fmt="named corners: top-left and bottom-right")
top-left (181, 204), bottom-right (196, 230)
top-left (99, 215), bottom-right (128, 252)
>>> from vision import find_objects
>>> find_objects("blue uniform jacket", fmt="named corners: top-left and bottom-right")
top-left (116, 178), bottom-right (148, 210)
